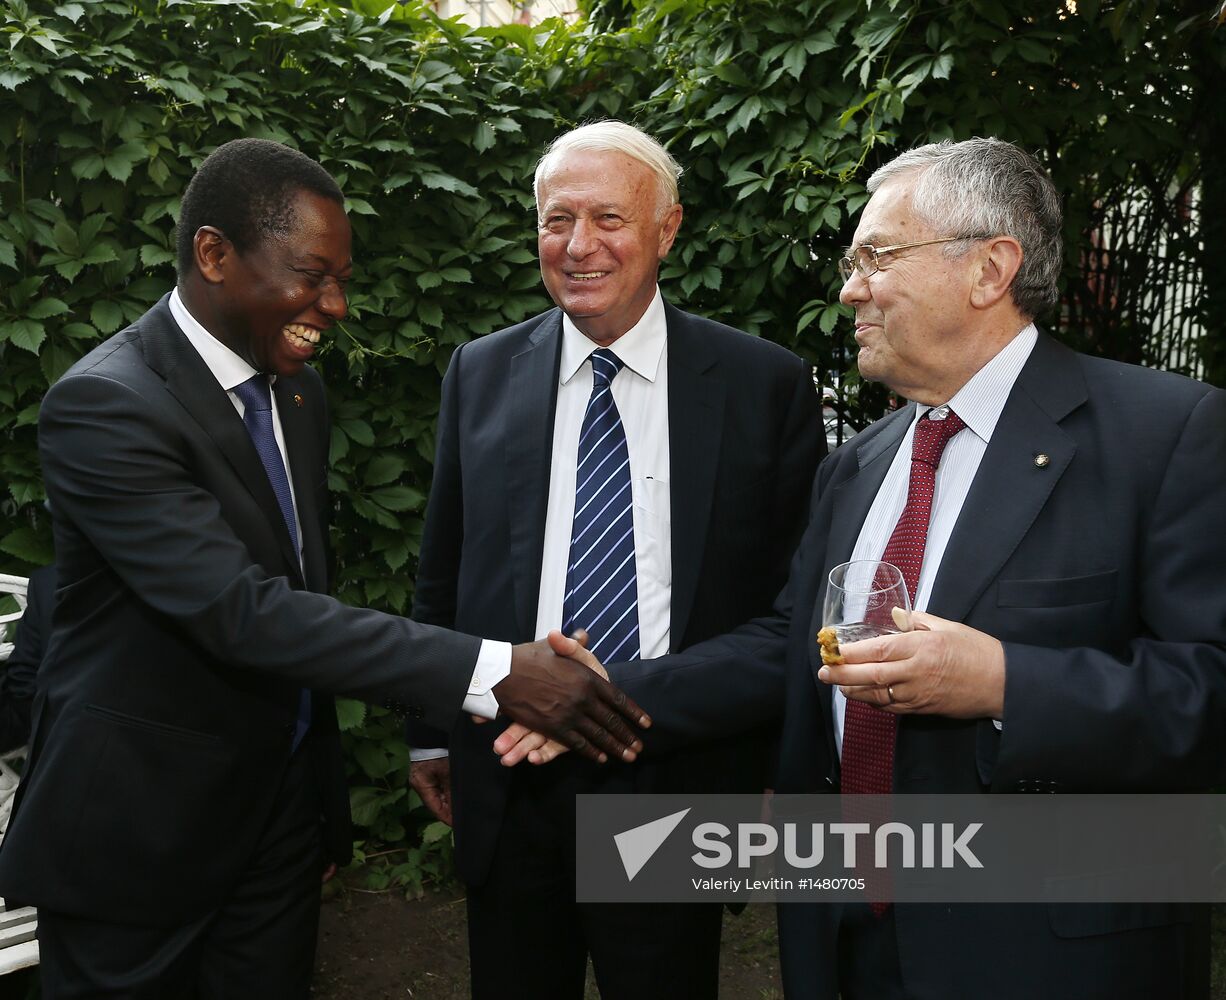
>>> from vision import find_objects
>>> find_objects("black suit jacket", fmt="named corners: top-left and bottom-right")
top-left (412, 302), bottom-right (824, 885)
top-left (0, 295), bottom-right (482, 925)
top-left (616, 333), bottom-right (1226, 999)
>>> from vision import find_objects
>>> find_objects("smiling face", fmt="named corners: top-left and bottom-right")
top-left (194, 189), bottom-right (352, 378)
top-left (838, 175), bottom-right (980, 404)
top-left (536, 149), bottom-right (682, 346)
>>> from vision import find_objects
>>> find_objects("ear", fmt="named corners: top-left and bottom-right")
top-left (193, 226), bottom-right (229, 286)
top-left (657, 203), bottom-right (683, 260)
top-left (969, 236), bottom-right (1023, 310)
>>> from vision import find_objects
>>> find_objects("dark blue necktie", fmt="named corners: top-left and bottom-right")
top-left (232, 374), bottom-right (311, 751)
top-left (561, 349), bottom-right (640, 664)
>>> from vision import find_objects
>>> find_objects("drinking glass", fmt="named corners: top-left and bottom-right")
top-left (821, 560), bottom-right (912, 643)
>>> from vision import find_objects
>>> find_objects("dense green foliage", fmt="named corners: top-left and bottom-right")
top-left (2, 0), bottom-right (1220, 882)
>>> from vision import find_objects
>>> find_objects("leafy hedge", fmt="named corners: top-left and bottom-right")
top-left (2, 0), bottom-right (1218, 882)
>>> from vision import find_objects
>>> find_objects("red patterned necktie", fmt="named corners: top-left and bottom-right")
top-left (839, 406), bottom-right (965, 914)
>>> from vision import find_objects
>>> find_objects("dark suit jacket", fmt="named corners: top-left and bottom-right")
top-left (616, 333), bottom-right (1226, 999)
top-left (0, 565), bottom-right (51, 753)
top-left (0, 295), bottom-right (482, 926)
top-left (411, 302), bottom-right (824, 885)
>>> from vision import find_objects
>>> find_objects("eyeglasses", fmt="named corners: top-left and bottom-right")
top-left (837, 236), bottom-right (988, 282)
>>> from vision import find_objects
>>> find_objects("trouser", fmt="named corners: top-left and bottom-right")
top-left (466, 764), bottom-right (723, 1000)
top-left (38, 740), bottom-right (325, 1000)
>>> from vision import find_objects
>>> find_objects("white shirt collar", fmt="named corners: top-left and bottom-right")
top-left (169, 287), bottom-right (263, 391)
top-left (559, 287), bottom-right (667, 385)
top-left (917, 323), bottom-right (1039, 442)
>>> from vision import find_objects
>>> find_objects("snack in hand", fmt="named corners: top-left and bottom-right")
top-left (817, 626), bottom-right (844, 666)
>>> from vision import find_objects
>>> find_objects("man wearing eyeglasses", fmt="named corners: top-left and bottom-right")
top-left (507, 135), bottom-right (1226, 998)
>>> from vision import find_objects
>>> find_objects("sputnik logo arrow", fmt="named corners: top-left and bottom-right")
top-left (613, 808), bottom-right (691, 881)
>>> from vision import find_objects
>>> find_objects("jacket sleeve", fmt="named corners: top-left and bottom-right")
top-left (407, 343), bottom-right (469, 749)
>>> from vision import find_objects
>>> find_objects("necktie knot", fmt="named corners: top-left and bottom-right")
top-left (590, 349), bottom-right (624, 391)
top-left (233, 374), bottom-right (273, 413)
top-left (911, 407), bottom-right (966, 468)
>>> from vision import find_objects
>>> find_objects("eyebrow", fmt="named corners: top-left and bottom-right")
top-left (541, 201), bottom-right (625, 215)
top-left (294, 254), bottom-right (353, 271)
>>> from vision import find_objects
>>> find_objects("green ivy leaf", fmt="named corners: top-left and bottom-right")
top-left (90, 300), bottom-right (124, 334)
top-left (421, 821), bottom-right (452, 845)
top-left (27, 297), bottom-right (69, 320)
top-left (335, 698), bottom-right (367, 732)
top-left (0, 525), bottom-right (53, 565)
top-left (102, 142), bottom-right (149, 183)
top-left (0, 70), bottom-right (32, 91)
top-left (1, 319), bottom-right (46, 354)
top-left (339, 418), bottom-right (375, 446)
top-left (363, 454), bottom-right (407, 486)
top-left (371, 485), bottom-right (425, 512)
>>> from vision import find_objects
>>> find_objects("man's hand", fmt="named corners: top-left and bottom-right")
top-left (816, 612), bottom-right (1005, 719)
top-left (494, 631), bottom-right (595, 766)
top-left (409, 756), bottom-right (453, 826)
top-left (494, 629), bottom-right (650, 764)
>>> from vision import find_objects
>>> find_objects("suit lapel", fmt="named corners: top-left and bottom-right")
top-left (928, 332), bottom-right (1086, 620)
top-left (506, 312), bottom-right (564, 639)
top-left (143, 297), bottom-right (306, 586)
top-left (665, 306), bottom-right (725, 650)
top-left (274, 376), bottom-right (320, 591)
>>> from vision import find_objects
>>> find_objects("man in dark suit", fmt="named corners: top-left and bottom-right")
top-left (409, 121), bottom-right (824, 999)
top-left (0, 138), bottom-right (648, 999)
top-left (512, 136), bottom-right (1226, 998)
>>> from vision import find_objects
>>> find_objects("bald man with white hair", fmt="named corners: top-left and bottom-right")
top-left (408, 120), bottom-right (825, 999)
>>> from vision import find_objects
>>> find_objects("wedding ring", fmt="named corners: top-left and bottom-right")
top-left (887, 685), bottom-right (896, 704)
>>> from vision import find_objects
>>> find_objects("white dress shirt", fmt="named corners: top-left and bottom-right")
top-left (169, 289), bottom-right (506, 720)
top-left (535, 288), bottom-right (673, 658)
top-left (832, 323), bottom-right (1038, 753)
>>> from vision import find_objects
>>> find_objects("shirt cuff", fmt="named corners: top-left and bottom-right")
top-left (463, 639), bottom-right (511, 720)
top-left (409, 747), bottom-right (449, 762)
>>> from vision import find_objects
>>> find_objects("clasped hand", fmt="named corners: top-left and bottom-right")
top-left (490, 629), bottom-right (646, 764)
top-left (492, 631), bottom-right (602, 766)
top-left (817, 611), bottom-right (1006, 719)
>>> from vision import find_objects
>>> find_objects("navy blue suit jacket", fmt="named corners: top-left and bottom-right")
top-left (620, 332), bottom-right (1226, 998)
top-left (411, 302), bottom-right (825, 885)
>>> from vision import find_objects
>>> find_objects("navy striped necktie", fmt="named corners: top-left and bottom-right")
top-left (561, 349), bottom-right (640, 664)
top-left (233, 374), bottom-right (311, 751)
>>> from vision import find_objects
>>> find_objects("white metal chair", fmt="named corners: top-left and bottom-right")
top-left (0, 572), bottom-right (38, 973)
top-left (0, 574), bottom-right (28, 666)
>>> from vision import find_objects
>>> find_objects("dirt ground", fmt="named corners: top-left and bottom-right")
top-left (311, 883), bottom-right (783, 1000)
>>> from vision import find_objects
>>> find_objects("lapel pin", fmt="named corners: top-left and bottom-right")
top-left (293, 394), bottom-right (303, 408)
top-left (1034, 453), bottom-right (1050, 468)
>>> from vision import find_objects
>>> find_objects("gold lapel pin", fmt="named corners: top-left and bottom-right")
top-left (1034, 453), bottom-right (1050, 468)
top-left (293, 394), bottom-right (303, 408)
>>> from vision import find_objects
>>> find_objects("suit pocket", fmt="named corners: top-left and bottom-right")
top-left (83, 703), bottom-right (221, 745)
top-left (997, 570), bottom-right (1118, 608)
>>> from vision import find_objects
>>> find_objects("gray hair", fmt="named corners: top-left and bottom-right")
top-left (867, 137), bottom-right (1063, 318)
top-left (534, 120), bottom-right (683, 218)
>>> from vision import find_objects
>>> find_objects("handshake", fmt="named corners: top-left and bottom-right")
top-left (490, 628), bottom-right (647, 766)
top-left (413, 630), bottom-right (638, 828)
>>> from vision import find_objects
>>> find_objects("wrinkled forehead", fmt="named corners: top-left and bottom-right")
top-left (536, 148), bottom-right (662, 213)
top-left (848, 174), bottom-right (932, 249)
